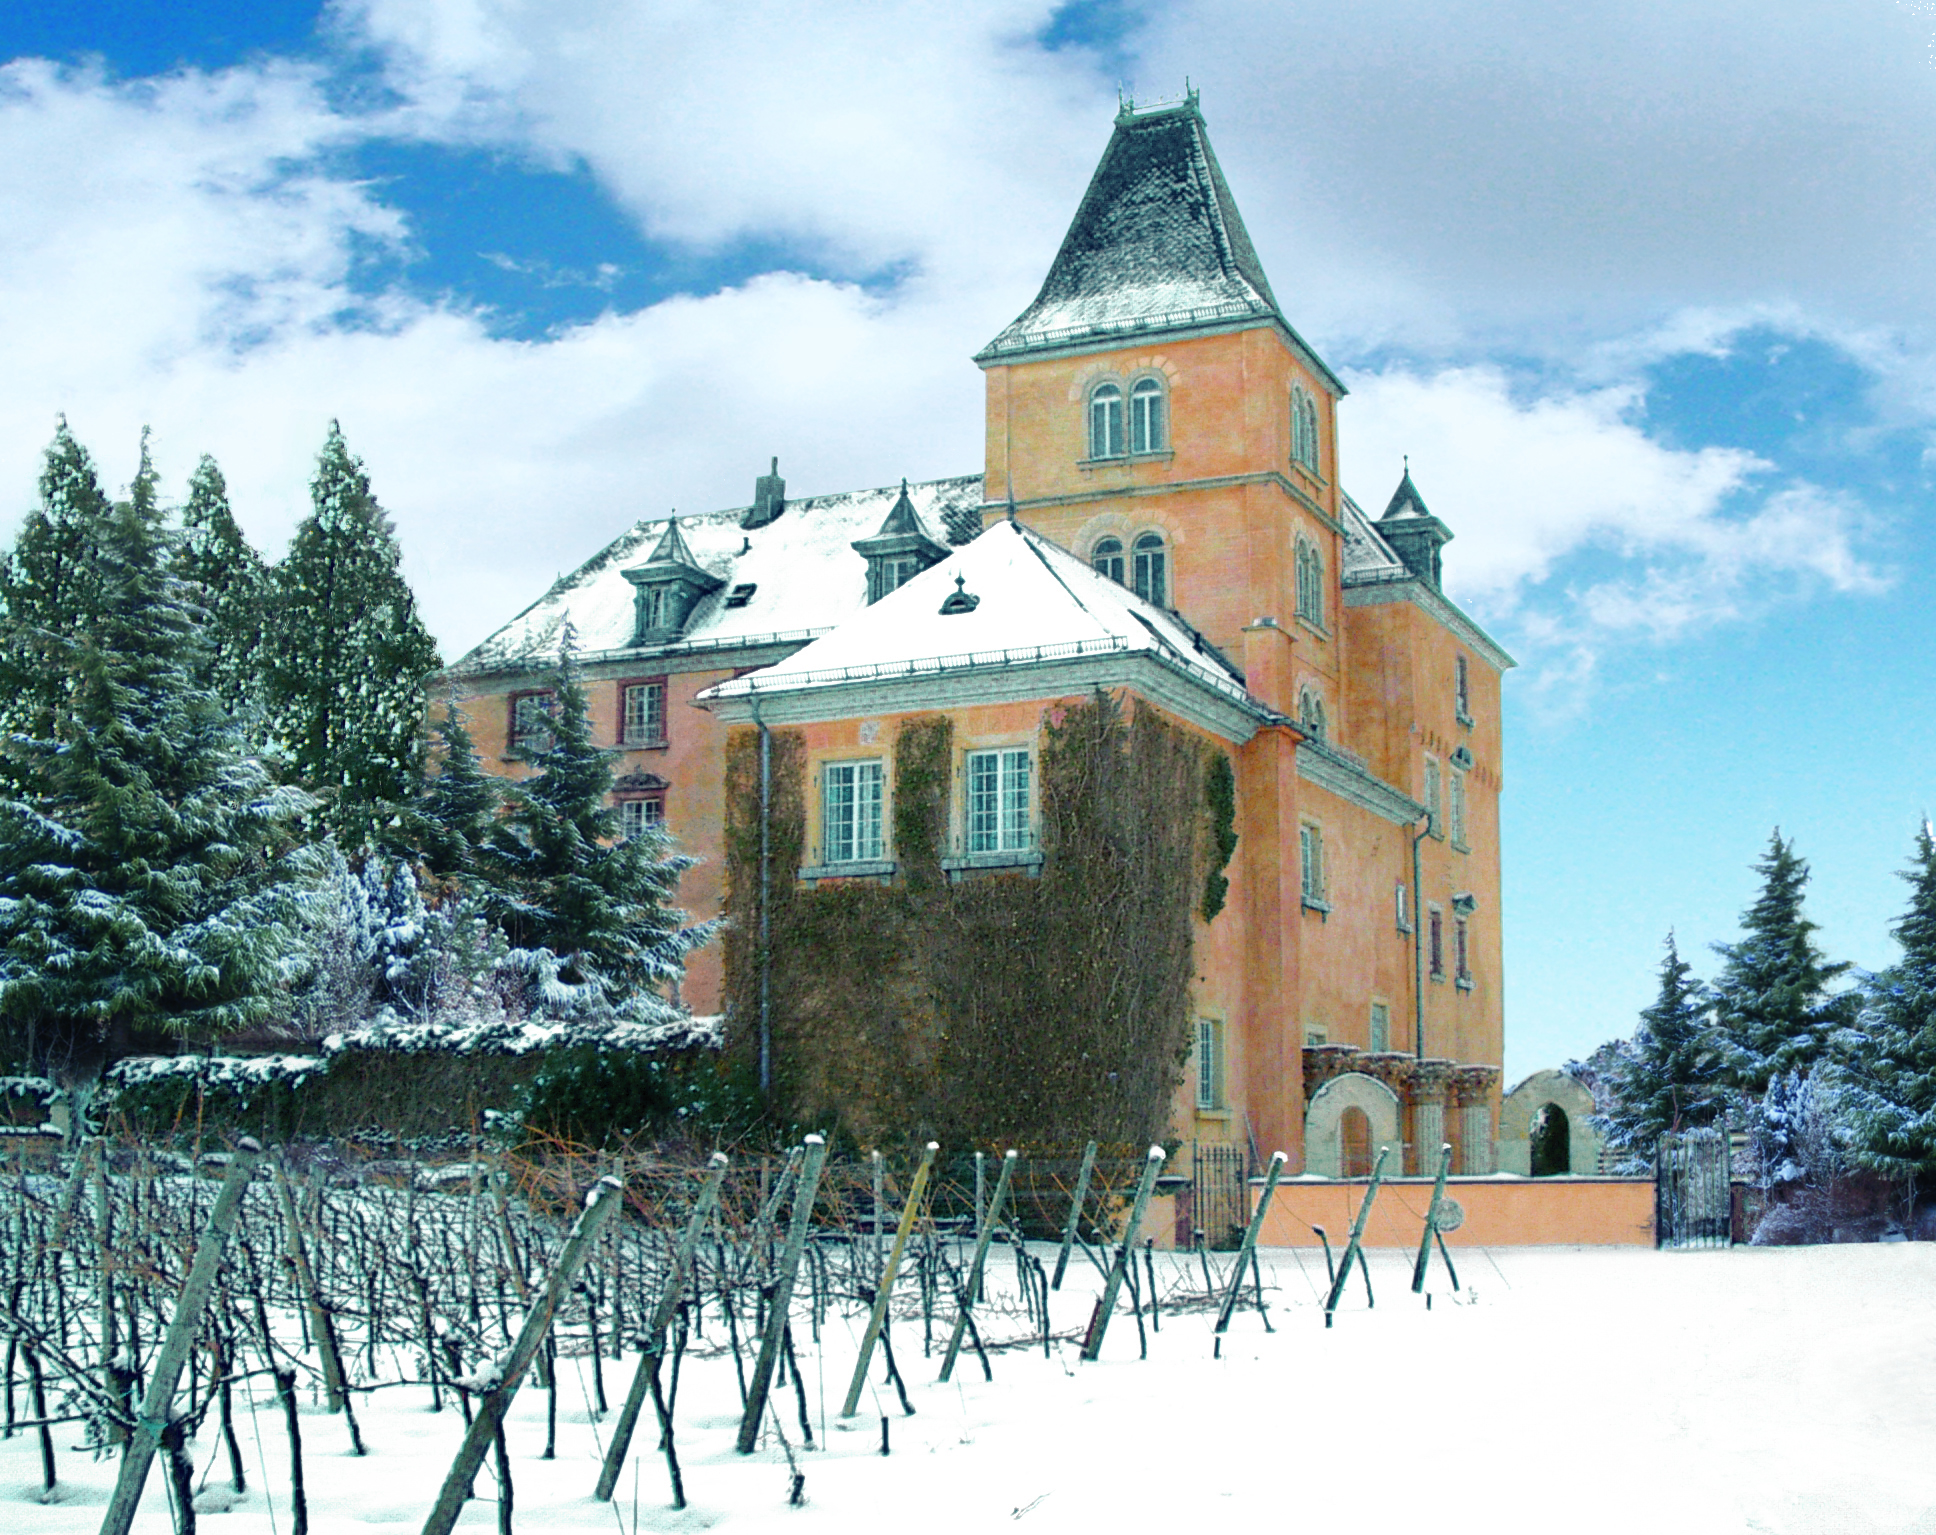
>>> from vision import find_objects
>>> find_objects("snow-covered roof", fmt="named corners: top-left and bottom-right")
top-left (697, 519), bottom-right (1253, 711)
top-left (451, 475), bottom-right (985, 674)
top-left (977, 100), bottom-right (1338, 393)
top-left (1338, 493), bottom-right (1411, 584)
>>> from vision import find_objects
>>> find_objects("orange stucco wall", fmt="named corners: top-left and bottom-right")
top-left (1257, 1177), bottom-right (1656, 1249)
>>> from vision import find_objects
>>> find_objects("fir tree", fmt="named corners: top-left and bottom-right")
top-left (1599, 933), bottom-right (1724, 1163)
top-left (0, 419), bottom-right (115, 745)
top-left (173, 454), bottom-right (269, 724)
top-left (419, 699), bottom-right (499, 884)
top-left (1712, 830), bottom-right (1852, 1092)
top-left (480, 637), bottom-right (714, 1027)
top-left (0, 432), bottom-right (311, 1074)
top-left (1839, 824), bottom-right (1936, 1178)
top-left (264, 422), bottom-right (441, 846)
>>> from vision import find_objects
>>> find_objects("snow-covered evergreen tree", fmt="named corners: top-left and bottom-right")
top-left (0, 419), bottom-right (115, 748)
top-left (1839, 823), bottom-right (1936, 1178)
top-left (264, 422), bottom-right (440, 847)
top-left (420, 699), bottom-right (499, 884)
top-left (1712, 830), bottom-right (1852, 1093)
top-left (0, 433), bottom-right (311, 1073)
top-left (1599, 933), bottom-right (1725, 1163)
top-left (173, 454), bottom-right (268, 725)
top-left (479, 636), bottom-right (715, 1027)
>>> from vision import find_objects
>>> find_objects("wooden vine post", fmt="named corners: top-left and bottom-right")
top-left (1411, 1143), bottom-right (1460, 1293)
top-left (736, 1136), bottom-right (828, 1453)
top-left (1323, 1144), bottom-right (1390, 1323)
top-left (273, 1158), bottom-right (346, 1412)
top-left (1079, 1146), bottom-right (1165, 1362)
top-left (420, 1177), bottom-right (624, 1535)
top-left (840, 1141), bottom-right (937, 1418)
top-left (1215, 1150), bottom-right (1287, 1337)
top-left (939, 1150), bottom-right (1017, 1383)
top-left (595, 1153), bottom-right (730, 1501)
top-left (99, 1140), bottom-right (263, 1535)
top-left (1051, 1141), bottom-right (1098, 1291)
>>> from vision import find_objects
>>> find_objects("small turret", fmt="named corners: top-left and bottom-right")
top-left (1377, 465), bottom-right (1454, 591)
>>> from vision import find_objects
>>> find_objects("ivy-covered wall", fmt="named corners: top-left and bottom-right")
top-left (724, 693), bottom-right (1232, 1148)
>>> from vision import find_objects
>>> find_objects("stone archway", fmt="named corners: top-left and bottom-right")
top-left (1304, 1071), bottom-right (1402, 1177)
top-left (1498, 1070), bottom-right (1602, 1176)
top-left (1530, 1103), bottom-right (1571, 1176)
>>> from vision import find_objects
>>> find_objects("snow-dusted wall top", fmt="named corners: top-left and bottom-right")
top-left (453, 475), bottom-right (985, 674)
top-left (1338, 494), bottom-right (1412, 584)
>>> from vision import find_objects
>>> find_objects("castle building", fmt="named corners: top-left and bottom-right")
top-left (446, 93), bottom-right (1514, 1177)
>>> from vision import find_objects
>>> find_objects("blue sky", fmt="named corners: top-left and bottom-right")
top-left (3, 0), bottom-right (1932, 1080)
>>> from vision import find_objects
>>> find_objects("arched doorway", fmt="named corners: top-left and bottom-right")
top-left (1340, 1106), bottom-right (1373, 1178)
top-left (1530, 1103), bottom-right (1571, 1176)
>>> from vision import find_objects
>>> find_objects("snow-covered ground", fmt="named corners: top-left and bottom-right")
top-left (8, 1241), bottom-right (1933, 1535)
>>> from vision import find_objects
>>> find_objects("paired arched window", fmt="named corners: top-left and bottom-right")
top-left (1299, 687), bottom-right (1327, 741)
top-left (1089, 383), bottom-right (1124, 459)
top-left (1132, 532), bottom-right (1167, 606)
top-left (1088, 376), bottom-right (1168, 459)
top-left (1092, 536), bottom-right (1125, 583)
top-left (1295, 537), bottom-right (1324, 626)
top-left (1291, 385), bottom-right (1321, 472)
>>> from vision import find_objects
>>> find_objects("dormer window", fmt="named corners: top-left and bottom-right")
top-left (1130, 377), bottom-right (1166, 454)
top-left (1132, 532), bottom-right (1167, 606)
top-left (1092, 537), bottom-right (1125, 583)
top-left (1089, 382), bottom-right (1125, 459)
top-left (621, 518), bottom-right (723, 645)
top-left (852, 479), bottom-right (947, 604)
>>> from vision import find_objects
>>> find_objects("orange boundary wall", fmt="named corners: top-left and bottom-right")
top-left (1253, 1177), bottom-right (1656, 1248)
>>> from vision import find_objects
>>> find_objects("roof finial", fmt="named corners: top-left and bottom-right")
top-left (1403, 454), bottom-right (1409, 476)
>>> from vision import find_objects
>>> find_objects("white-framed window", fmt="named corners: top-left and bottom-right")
top-left (1089, 382), bottom-right (1125, 459)
top-left (1395, 881), bottom-right (1411, 933)
top-left (1291, 385), bottom-right (1321, 472)
top-left (621, 680), bottom-right (667, 746)
top-left (1092, 536), bottom-right (1125, 583)
top-left (1455, 654), bottom-right (1471, 722)
top-left (1424, 755), bottom-right (1442, 839)
top-left (1295, 537), bottom-right (1324, 626)
top-left (867, 554), bottom-right (924, 604)
top-left (510, 690), bottom-right (555, 753)
top-left (618, 794), bottom-right (665, 840)
top-left (640, 584), bottom-right (681, 635)
top-left (1298, 687), bottom-right (1326, 741)
top-left (1429, 905), bottom-right (1446, 979)
top-left (1299, 821), bottom-right (1325, 906)
top-left (967, 748), bottom-right (1031, 853)
top-left (1449, 769), bottom-right (1468, 848)
top-left (1130, 377), bottom-right (1166, 454)
top-left (1132, 532), bottom-right (1167, 606)
top-left (1370, 1002), bottom-right (1391, 1053)
top-left (1196, 1017), bottom-right (1224, 1111)
top-left (822, 759), bottom-right (885, 864)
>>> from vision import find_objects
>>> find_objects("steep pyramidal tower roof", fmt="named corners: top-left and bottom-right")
top-left (978, 94), bottom-right (1293, 363)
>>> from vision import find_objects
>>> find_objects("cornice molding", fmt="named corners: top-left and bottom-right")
top-left (1341, 577), bottom-right (1517, 672)
top-left (1297, 742), bottom-right (1424, 827)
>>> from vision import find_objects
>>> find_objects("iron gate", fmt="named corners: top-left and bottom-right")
top-left (1192, 1142), bottom-right (1248, 1250)
top-left (1656, 1128), bottom-right (1731, 1248)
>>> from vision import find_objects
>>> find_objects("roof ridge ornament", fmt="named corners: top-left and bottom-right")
top-left (939, 572), bottom-right (981, 616)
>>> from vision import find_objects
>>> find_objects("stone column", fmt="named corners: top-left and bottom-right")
top-left (1453, 1066), bottom-right (1501, 1175)
top-left (1408, 1059), bottom-right (1456, 1176)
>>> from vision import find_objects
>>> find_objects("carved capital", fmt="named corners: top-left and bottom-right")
top-left (1452, 1064), bottom-right (1501, 1108)
top-left (1301, 1044), bottom-right (1362, 1099)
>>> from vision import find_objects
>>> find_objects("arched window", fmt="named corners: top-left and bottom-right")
top-left (1299, 687), bottom-right (1326, 741)
top-left (1132, 532), bottom-right (1167, 606)
top-left (1295, 537), bottom-right (1324, 626)
top-left (1339, 1106), bottom-right (1372, 1179)
top-left (1092, 536), bottom-right (1125, 583)
top-left (1129, 377), bottom-right (1166, 454)
top-left (1291, 386), bottom-right (1321, 472)
top-left (1089, 382), bottom-right (1124, 459)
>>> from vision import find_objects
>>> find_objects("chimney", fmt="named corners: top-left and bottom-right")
top-left (743, 456), bottom-right (786, 529)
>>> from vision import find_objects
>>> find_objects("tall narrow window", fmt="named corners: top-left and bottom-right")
top-left (1300, 822), bottom-right (1325, 905)
top-left (1295, 539), bottom-right (1324, 626)
top-left (1132, 533), bottom-right (1167, 606)
top-left (1196, 1017), bottom-right (1224, 1111)
top-left (1455, 654), bottom-right (1471, 722)
top-left (1370, 1002), bottom-right (1391, 1053)
top-left (622, 680), bottom-right (667, 746)
top-left (1291, 386), bottom-right (1321, 471)
top-left (1395, 881), bottom-right (1411, 933)
top-left (1455, 917), bottom-right (1471, 983)
top-left (823, 760), bottom-right (885, 864)
top-left (618, 794), bottom-right (665, 840)
top-left (1429, 906), bottom-right (1445, 978)
top-left (1092, 537), bottom-right (1125, 584)
top-left (510, 690), bottom-right (555, 753)
top-left (1450, 770), bottom-right (1468, 848)
top-left (1089, 383), bottom-right (1124, 459)
top-left (967, 748), bottom-right (1031, 853)
top-left (1424, 756), bottom-right (1442, 838)
top-left (1130, 378), bottom-right (1166, 454)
